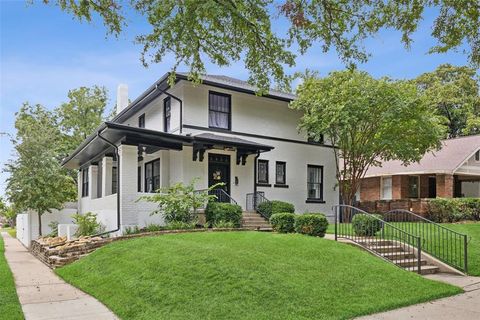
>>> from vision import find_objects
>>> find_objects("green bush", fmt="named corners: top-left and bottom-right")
top-left (72, 212), bottom-right (104, 237)
top-left (270, 212), bottom-right (296, 233)
top-left (205, 202), bottom-right (243, 227)
top-left (257, 200), bottom-right (295, 219)
top-left (294, 214), bottom-right (328, 237)
top-left (212, 220), bottom-right (236, 228)
top-left (352, 214), bottom-right (383, 236)
top-left (123, 226), bottom-right (141, 235)
top-left (427, 198), bottom-right (480, 222)
top-left (166, 221), bottom-right (197, 230)
top-left (47, 221), bottom-right (59, 237)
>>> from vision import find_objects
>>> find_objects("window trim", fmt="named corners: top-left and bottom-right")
top-left (208, 91), bottom-right (232, 130)
top-left (257, 159), bottom-right (269, 185)
top-left (408, 175), bottom-right (420, 199)
top-left (144, 158), bottom-right (161, 193)
top-left (380, 176), bottom-right (393, 200)
top-left (306, 164), bottom-right (323, 202)
top-left (81, 168), bottom-right (89, 198)
top-left (275, 161), bottom-right (287, 187)
top-left (475, 150), bottom-right (480, 162)
top-left (163, 97), bottom-right (171, 133)
top-left (138, 113), bottom-right (145, 128)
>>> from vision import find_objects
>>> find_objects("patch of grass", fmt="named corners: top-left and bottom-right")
top-left (327, 222), bottom-right (480, 276)
top-left (0, 236), bottom-right (23, 320)
top-left (0, 228), bottom-right (16, 238)
top-left (57, 232), bottom-right (460, 320)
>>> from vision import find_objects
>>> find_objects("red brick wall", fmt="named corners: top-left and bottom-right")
top-left (420, 175), bottom-right (430, 198)
top-left (436, 174), bottom-right (454, 198)
top-left (360, 177), bottom-right (381, 201)
top-left (392, 175), bottom-right (409, 199)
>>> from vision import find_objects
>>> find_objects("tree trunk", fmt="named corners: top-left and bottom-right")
top-left (38, 212), bottom-right (42, 237)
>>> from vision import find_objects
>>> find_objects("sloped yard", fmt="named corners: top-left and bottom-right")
top-left (56, 232), bottom-right (461, 320)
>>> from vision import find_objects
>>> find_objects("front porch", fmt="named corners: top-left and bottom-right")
top-left (63, 122), bottom-right (273, 232)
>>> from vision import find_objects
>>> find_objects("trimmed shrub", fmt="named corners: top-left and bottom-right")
top-left (205, 202), bottom-right (243, 227)
top-left (257, 200), bottom-right (295, 219)
top-left (352, 214), bottom-right (383, 236)
top-left (427, 198), bottom-right (480, 222)
top-left (294, 213), bottom-right (328, 237)
top-left (270, 212), bottom-right (296, 233)
top-left (212, 220), bottom-right (236, 228)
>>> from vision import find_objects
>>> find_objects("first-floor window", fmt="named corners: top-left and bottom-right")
top-left (258, 160), bottom-right (269, 184)
top-left (408, 175), bottom-right (419, 198)
top-left (307, 165), bottom-right (323, 200)
top-left (112, 167), bottom-right (118, 194)
top-left (82, 168), bottom-right (89, 197)
top-left (275, 161), bottom-right (286, 185)
top-left (381, 176), bottom-right (392, 200)
top-left (145, 159), bottom-right (160, 193)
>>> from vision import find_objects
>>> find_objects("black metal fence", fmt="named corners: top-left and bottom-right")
top-left (334, 205), bottom-right (422, 274)
top-left (383, 209), bottom-right (468, 273)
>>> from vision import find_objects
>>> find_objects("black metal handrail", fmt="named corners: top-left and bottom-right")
top-left (246, 192), bottom-right (270, 219)
top-left (384, 209), bottom-right (468, 273)
top-left (334, 205), bottom-right (422, 274)
top-left (195, 188), bottom-right (238, 205)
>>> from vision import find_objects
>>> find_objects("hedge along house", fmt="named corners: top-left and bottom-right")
top-left (357, 135), bottom-right (480, 214)
top-left (62, 73), bottom-right (339, 235)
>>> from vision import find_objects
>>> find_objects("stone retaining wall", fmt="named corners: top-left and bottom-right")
top-left (30, 228), bottom-right (245, 268)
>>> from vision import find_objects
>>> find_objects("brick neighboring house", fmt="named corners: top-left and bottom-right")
top-left (358, 135), bottom-right (480, 214)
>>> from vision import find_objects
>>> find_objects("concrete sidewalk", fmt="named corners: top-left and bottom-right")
top-left (357, 273), bottom-right (480, 319)
top-left (1, 232), bottom-right (118, 320)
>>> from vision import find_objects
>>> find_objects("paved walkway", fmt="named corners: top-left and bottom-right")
top-left (357, 273), bottom-right (480, 319)
top-left (1, 232), bottom-right (118, 320)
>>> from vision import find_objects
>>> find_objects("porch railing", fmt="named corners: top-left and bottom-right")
top-left (383, 209), bottom-right (468, 273)
top-left (245, 192), bottom-right (270, 219)
top-left (195, 188), bottom-right (238, 206)
top-left (334, 205), bottom-right (422, 274)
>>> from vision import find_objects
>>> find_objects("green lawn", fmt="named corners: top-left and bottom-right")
top-left (327, 222), bottom-right (480, 276)
top-left (1, 228), bottom-right (17, 238)
top-left (0, 236), bottom-right (23, 320)
top-left (56, 232), bottom-right (460, 320)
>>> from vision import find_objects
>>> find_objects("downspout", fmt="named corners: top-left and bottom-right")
top-left (94, 130), bottom-right (121, 237)
top-left (155, 84), bottom-right (183, 134)
top-left (253, 151), bottom-right (260, 210)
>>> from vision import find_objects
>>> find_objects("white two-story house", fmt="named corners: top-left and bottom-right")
top-left (62, 73), bottom-right (339, 234)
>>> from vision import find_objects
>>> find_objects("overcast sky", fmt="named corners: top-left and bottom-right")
top-left (0, 1), bottom-right (471, 198)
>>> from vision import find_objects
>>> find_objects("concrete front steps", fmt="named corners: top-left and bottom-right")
top-left (358, 239), bottom-right (440, 275)
top-left (242, 212), bottom-right (272, 231)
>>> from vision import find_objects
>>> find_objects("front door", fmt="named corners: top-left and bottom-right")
top-left (208, 154), bottom-right (230, 202)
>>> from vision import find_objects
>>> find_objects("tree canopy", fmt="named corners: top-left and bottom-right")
top-left (290, 70), bottom-right (446, 205)
top-left (5, 104), bottom-right (76, 235)
top-left (41, 0), bottom-right (479, 92)
top-left (57, 86), bottom-right (109, 156)
top-left (415, 64), bottom-right (480, 138)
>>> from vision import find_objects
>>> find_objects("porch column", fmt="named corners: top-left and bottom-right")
top-left (118, 144), bottom-right (139, 228)
top-left (436, 174), bottom-right (454, 198)
top-left (102, 157), bottom-right (113, 196)
top-left (88, 165), bottom-right (98, 199)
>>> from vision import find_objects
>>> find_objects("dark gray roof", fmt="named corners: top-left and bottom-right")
top-left (194, 133), bottom-right (274, 151)
top-left (177, 72), bottom-right (296, 101)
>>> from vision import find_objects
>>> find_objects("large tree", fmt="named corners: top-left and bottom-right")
top-left (290, 70), bottom-right (445, 206)
top-left (57, 86), bottom-right (109, 156)
top-left (40, 0), bottom-right (479, 92)
top-left (4, 104), bottom-right (76, 236)
top-left (415, 64), bottom-right (480, 138)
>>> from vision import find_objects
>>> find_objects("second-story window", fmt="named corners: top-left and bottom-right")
top-left (164, 97), bottom-right (171, 132)
top-left (138, 114), bottom-right (145, 128)
top-left (209, 91), bottom-right (231, 130)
